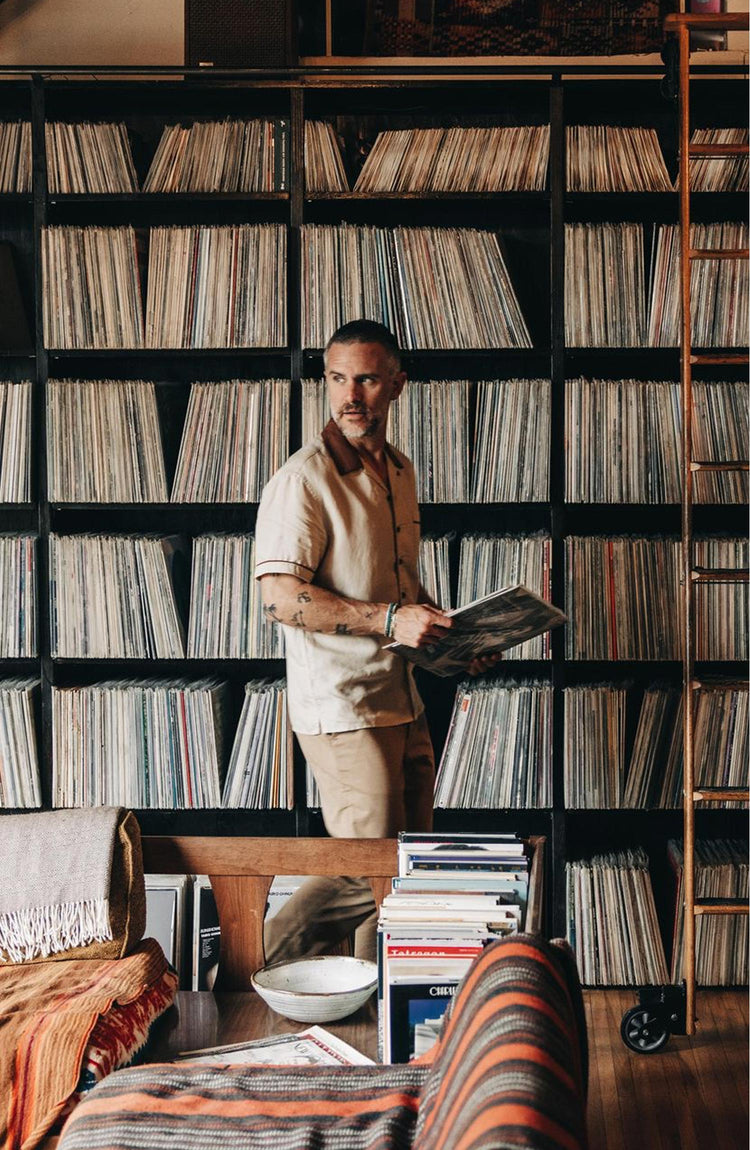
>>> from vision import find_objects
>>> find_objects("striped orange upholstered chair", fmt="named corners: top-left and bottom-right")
top-left (57, 934), bottom-right (588, 1150)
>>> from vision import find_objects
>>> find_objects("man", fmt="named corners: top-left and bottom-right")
top-left (255, 319), bottom-right (487, 962)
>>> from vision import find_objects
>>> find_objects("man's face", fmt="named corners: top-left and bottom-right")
top-left (325, 340), bottom-right (406, 444)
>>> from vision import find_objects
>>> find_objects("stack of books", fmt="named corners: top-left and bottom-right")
top-left (378, 831), bottom-right (529, 1062)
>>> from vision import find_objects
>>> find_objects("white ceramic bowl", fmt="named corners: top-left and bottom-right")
top-left (251, 955), bottom-right (379, 1023)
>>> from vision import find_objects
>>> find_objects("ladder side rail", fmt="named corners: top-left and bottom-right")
top-left (677, 18), bottom-right (698, 1038)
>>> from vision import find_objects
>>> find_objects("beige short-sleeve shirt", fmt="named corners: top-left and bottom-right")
top-left (255, 419), bottom-right (424, 735)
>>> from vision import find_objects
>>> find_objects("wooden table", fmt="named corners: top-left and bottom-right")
top-left (145, 990), bottom-right (380, 1063)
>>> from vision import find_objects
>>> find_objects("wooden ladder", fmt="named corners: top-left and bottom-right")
top-left (666, 10), bottom-right (749, 1037)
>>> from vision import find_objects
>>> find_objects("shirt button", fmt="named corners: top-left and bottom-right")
top-left (396, 526), bottom-right (401, 533)
top-left (401, 591), bottom-right (407, 599)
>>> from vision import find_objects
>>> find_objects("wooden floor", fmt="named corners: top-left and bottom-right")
top-left (585, 990), bottom-right (749, 1149)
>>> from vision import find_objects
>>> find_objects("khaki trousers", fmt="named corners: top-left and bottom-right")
top-left (264, 713), bottom-right (435, 964)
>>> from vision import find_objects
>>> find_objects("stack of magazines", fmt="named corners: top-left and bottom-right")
top-left (378, 832), bottom-right (529, 1062)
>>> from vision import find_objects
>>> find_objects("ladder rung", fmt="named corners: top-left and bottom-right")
top-left (688, 248), bottom-right (749, 261)
top-left (690, 678), bottom-right (749, 691)
top-left (694, 899), bottom-right (749, 916)
top-left (691, 567), bottom-right (749, 583)
top-left (693, 788), bottom-right (750, 802)
top-left (688, 143), bottom-right (749, 158)
top-left (690, 353), bottom-right (749, 366)
top-left (665, 12), bottom-right (749, 30)
top-left (690, 460), bottom-right (749, 472)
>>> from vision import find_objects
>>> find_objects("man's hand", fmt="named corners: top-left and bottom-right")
top-left (465, 651), bottom-right (504, 676)
top-left (390, 604), bottom-right (453, 648)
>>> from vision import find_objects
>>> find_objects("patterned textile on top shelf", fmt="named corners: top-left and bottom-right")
top-left (57, 934), bottom-right (588, 1150)
top-left (365, 0), bottom-right (674, 56)
top-left (0, 938), bottom-right (176, 1150)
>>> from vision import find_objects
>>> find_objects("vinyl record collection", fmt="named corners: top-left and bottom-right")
top-left (51, 678), bottom-right (227, 808)
top-left (301, 224), bottom-right (532, 350)
top-left (0, 121), bottom-right (31, 192)
top-left (49, 534), bottom-right (185, 659)
top-left (564, 683), bottom-right (747, 810)
top-left (471, 379), bottom-right (550, 503)
top-left (353, 125), bottom-right (550, 193)
top-left (42, 226), bottom-right (144, 349)
top-left (566, 126), bottom-right (672, 192)
top-left (222, 679), bottom-right (292, 808)
top-left (694, 536), bottom-right (749, 660)
top-left (434, 679), bottom-right (552, 808)
top-left (627, 686), bottom-right (748, 810)
top-left (301, 378), bottom-right (331, 443)
top-left (647, 222), bottom-right (749, 347)
top-left (566, 849), bottom-right (669, 986)
top-left (47, 379), bottom-right (168, 503)
top-left (563, 685), bottom-right (624, 809)
top-left (0, 381), bottom-right (31, 503)
top-left (142, 119), bottom-right (289, 193)
top-left (45, 122), bottom-right (138, 194)
top-left (0, 536), bottom-right (36, 658)
top-left (686, 129), bottom-right (748, 192)
top-left (565, 535), bottom-right (748, 661)
top-left (456, 534), bottom-right (552, 658)
top-left (565, 378), bottom-right (749, 504)
top-left (668, 839), bottom-right (748, 986)
top-left (145, 224), bottom-right (287, 348)
top-left (418, 534), bottom-right (451, 611)
top-left (565, 223), bottom-right (646, 346)
top-left (187, 534), bottom-right (283, 659)
top-left (304, 121), bottom-right (349, 193)
top-left (0, 679), bottom-right (40, 809)
top-left (171, 379), bottom-right (289, 502)
top-left (388, 379), bottom-right (470, 502)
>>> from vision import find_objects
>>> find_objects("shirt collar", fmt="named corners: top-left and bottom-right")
top-left (321, 418), bottom-right (403, 476)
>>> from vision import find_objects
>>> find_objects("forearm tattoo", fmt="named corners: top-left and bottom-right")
top-left (335, 622), bottom-right (351, 634)
top-left (297, 590), bottom-right (312, 603)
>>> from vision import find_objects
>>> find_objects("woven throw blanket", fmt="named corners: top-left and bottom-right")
top-left (0, 807), bottom-right (141, 963)
top-left (0, 937), bottom-right (174, 1150)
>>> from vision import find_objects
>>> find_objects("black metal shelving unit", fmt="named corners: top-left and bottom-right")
top-left (0, 61), bottom-right (746, 963)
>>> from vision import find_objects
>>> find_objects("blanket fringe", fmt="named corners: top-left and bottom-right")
top-left (0, 898), bottom-right (112, 962)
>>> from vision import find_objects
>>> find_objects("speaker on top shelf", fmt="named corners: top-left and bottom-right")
top-left (185, 0), bottom-right (297, 67)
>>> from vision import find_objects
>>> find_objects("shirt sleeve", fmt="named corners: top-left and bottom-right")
top-left (254, 468), bottom-right (327, 583)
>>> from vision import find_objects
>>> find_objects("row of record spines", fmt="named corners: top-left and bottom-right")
top-left (0, 679), bottom-right (40, 809)
top-left (563, 684), bottom-right (748, 809)
top-left (49, 677), bottom-right (293, 809)
top-left (34, 221), bottom-right (748, 350)
top-left (565, 222), bottom-right (749, 348)
top-left (566, 847), bottom-right (669, 986)
top-left (6, 673), bottom-right (748, 815)
top-left (2, 120), bottom-right (746, 195)
top-left (567, 840), bottom-right (748, 987)
top-left (668, 839), bottom-right (748, 985)
top-left (1, 532), bottom-right (747, 662)
top-left (20, 376), bottom-right (746, 508)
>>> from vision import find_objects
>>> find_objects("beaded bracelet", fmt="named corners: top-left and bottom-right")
top-left (384, 601), bottom-right (400, 639)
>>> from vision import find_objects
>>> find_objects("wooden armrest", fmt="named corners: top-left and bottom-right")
top-left (141, 837), bottom-right (397, 989)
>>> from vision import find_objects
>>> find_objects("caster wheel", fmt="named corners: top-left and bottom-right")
top-left (620, 1005), bottom-right (670, 1054)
